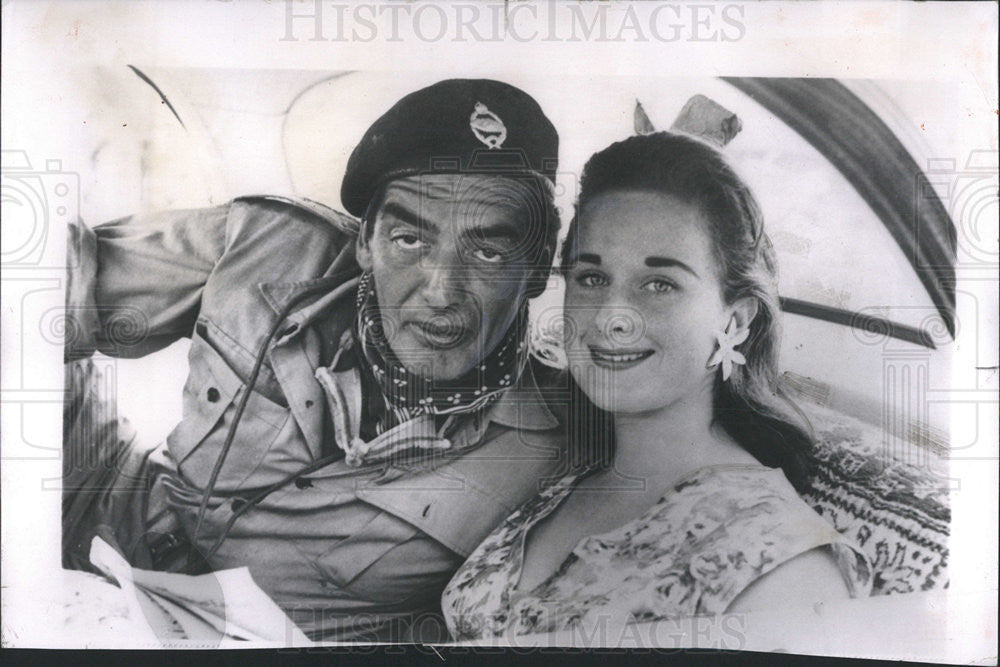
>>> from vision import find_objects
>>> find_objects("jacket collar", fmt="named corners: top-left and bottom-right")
top-left (259, 271), bottom-right (361, 335)
top-left (481, 359), bottom-right (558, 431)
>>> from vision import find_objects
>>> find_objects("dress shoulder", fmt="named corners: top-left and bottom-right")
top-left (636, 466), bottom-right (873, 613)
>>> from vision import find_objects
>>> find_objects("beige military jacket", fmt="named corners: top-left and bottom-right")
top-left (65, 195), bottom-right (569, 640)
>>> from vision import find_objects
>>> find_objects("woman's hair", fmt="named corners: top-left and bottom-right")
top-left (562, 131), bottom-right (813, 491)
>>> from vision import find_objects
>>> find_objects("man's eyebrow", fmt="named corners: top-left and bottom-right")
top-left (645, 256), bottom-right (699, 277)
top-left (379, 201), bottom-right (438, 233)
top-left (464, 219), bottom-right (522, 243)
top-left (576, 253), bottom-right (601, 265)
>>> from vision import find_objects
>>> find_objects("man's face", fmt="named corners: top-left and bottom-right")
top-left (357, 173), bottom-right (548, 381)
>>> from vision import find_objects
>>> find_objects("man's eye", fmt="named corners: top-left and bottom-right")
top-left (641, 279), bottom-right (675, 293)
top-left (471, 247), bottom-right (506, 264)
top-left (391, 233), bottom-right (424, 251)
top-left (575, 272), bottom-right (608, 288)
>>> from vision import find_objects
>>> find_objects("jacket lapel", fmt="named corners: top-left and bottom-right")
top-left (258, 269), bottom-right (360, 459)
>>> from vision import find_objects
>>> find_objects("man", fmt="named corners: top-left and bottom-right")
top-left (63, 79), bottom-right (568, 641)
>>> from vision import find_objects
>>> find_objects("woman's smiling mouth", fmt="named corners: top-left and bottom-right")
top-left (588, 346), bottom-right (655, 369)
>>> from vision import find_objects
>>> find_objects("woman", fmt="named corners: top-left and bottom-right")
top-left (441, 132), bottom-right (872, 641)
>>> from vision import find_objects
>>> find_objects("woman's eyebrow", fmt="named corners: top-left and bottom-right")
top-left (578, 253), bottom-right (601, 265)
top-left (645, 256), bottom-right (699, 277)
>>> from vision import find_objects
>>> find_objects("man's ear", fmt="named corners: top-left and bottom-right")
top-left (727, 296), bottom-right (759, 334)
top-left (355, 222), bottom-right (373, 272)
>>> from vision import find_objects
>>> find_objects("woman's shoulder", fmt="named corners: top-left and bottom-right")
top-left (645, 465), bottom-right (846, 548)
top-left (652, 465), bottom-right (806, 522)
top-left (639, 464), bottom-right (873, 613)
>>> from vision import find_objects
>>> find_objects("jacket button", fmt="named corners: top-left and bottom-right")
top-left (206, 387), bottom-right (220, 403)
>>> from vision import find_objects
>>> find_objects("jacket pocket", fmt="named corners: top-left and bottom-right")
top-left (312, 511), bottom-right (420, 598)
top-left (167, 324), bottom-right (297, 491)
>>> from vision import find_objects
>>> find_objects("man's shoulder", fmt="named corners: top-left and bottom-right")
top-left (230, 194), bottom-right (360, 236)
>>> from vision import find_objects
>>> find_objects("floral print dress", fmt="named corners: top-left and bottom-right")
top-left (442, 465), bottom-right (872, 640)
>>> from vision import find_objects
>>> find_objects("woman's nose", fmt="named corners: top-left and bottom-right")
top-left (592, 300), bottom-right (645, 346)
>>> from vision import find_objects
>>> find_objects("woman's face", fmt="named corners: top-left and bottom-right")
top-left (564, 189), bottom-right (732, 415)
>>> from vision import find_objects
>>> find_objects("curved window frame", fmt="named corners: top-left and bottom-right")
top-left (723, 78), bottom-right (957, 349)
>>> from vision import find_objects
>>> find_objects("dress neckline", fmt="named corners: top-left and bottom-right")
top-left (509, 463), bottom-right (780, 597)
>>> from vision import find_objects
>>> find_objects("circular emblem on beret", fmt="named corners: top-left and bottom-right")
top-left (469, 102), bottom-right (507, 149)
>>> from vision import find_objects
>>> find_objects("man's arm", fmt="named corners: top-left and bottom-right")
top-left (66, 205), bottom-right (230, 360)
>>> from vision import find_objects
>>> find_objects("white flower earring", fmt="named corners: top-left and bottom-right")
top-left (707, 315), bottom-right (749, 381)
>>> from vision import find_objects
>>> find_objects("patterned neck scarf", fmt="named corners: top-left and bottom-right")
top-left (355, 272), bottom-right (530, 433)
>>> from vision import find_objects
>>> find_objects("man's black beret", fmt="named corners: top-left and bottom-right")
top-left (341, 79), bottom-right (559, 218)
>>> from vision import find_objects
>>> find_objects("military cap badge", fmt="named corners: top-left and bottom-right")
top-left (469, 102), bottom-right (507, 149)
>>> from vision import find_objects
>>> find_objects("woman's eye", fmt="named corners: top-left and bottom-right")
top-left (642, 279), bottom-right (675, 293)
top-left (471, 247), bottom-right (506, 264)
top-left (391, 233), bottom-right (424, 251)
top-left (575, 272), bottom-right (608, 288)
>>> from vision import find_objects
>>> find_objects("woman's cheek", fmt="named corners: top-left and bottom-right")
top-left (646, 306), bottom-right (684, 347)
top-left (563, 291), bottom-right (597, 340)
top-left (650, 309), bottom-right (709, 370)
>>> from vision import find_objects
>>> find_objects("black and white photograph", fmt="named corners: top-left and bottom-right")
top-left (1, 1), bottom-right (997, 661)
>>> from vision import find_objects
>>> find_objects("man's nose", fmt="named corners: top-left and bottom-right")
top-left (420, 251), bottom-right (464, 308)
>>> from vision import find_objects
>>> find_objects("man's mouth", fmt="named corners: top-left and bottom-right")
top-left (411, 319), bottom-right (471, 349)
top-left (588, 346), bottom-right (654, 370)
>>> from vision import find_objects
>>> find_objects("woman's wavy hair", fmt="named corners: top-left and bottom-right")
top-left (561, 131), bottom-right (813, 491)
